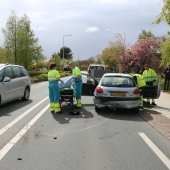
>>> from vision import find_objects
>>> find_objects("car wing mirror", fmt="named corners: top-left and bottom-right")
top-left (3, 77), bottom-right (11, 82)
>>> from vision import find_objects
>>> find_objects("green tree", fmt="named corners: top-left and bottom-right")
top-left (102, 48), bottom-right (115, 69)
top-left (101, 34), bottom-right (126, 71)
top-left (138, 30), bottom-right (156, 40)
top-left (155, 0), bottom-right (170, 25)
top-left (2, 11), bottom-right (17, 63)
top-left (16, 14), bottom-right (44, 69)
top-left (160, 36), bottom-right (170, 65)
top-left (2, 11), bottom-right (44, 69)
top-left (138, 29), bottom-right (167, 43)
top-left (58, 46), bottom-right (73, 60)
top-left (51, 53), bottom-right (62, 68)
top-left (0, 47), bottom-right (14, 63)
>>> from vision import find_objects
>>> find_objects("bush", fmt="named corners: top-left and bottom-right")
top-left (59, 71), bottom-right (71, 77)
top-left (38, 74), bottom-right (48, 81)
top-left (29, 71), bottom-right (48, 76)
top-left (30, 71), bottom-right (71, 83)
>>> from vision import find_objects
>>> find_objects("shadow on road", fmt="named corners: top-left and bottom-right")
top-left (0, 99), bottom-right (33, 117)
top-left (138, 109), bottom-right (163, 124)
top-left (51, 105), bottom-right (94, 124)
top-left (97, 108), bottom-right (151, 122)
top-left (155, 105), bottom-right (170, 112)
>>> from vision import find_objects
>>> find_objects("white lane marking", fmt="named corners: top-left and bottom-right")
top-left (0, 104), bottom-right (49, 161)
top-left (139, 132), bottom-right (170, 170)
top-left (75, 119), bottom-right (108, 133)
top-left (0, 97), bottom-right (48, 136)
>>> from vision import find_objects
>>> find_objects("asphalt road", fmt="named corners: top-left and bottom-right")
top-left (0, 81), bottom-right (170, 170)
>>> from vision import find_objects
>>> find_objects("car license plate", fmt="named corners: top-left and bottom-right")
top-left (112, 92), bottom-right (126, 96)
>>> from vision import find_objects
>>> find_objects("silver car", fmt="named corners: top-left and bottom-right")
top-left (0, 64), bottom-right (31, 105)
top-left (94, 73), bottom-right (140, 113)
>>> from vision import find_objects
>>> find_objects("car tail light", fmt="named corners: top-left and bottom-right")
top-left (133, 89), bottom-right (140, 95)
top-left (96, 87), bottom-right (103, 94)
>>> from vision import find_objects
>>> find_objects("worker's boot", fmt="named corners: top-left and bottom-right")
top-left (146, 99), bottom-right (150, 104)
top-left (151, 99), bottom-right (156, 106)
top-left (50, 103), bottom-right (55, 113)
top-left (76, 99), bottom-right (82, 108)
top-left (55, 102), bottom-right (62, 113)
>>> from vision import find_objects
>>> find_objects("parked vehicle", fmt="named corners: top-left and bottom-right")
top-left (87, 64), bottom-right (112, 83)
top-left (87, 64), bottom-right (106, 74)
top-left (0, 64), bottom-right (31, 105)
top-left (94, 73), bottom-right (140, 113)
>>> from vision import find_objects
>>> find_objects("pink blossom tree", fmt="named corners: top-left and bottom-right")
top-left (119, 38), bottom-right (160, 74)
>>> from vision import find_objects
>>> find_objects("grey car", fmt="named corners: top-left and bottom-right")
top-left (0, 64), bottom-right (31, 105)
top-left (94, 73), bottom-right (140, 113)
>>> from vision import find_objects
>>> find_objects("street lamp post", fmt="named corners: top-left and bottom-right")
top-left (62, 34), bottom-right (72, 60)
top-left (62, 34), bottom-right (71, 71)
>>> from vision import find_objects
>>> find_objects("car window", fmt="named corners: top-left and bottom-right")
top-left (21, 67), bottom-right (29, 76)
top-left (12, 66), bottom-right (22, 78)
top-left (97, 66), bottom-right (104, 70)
top-left (89, 66), bottom-right (95, 70)
top-left (4, 66), bottom-right (13, 78)
top-left (90, 66), bottom-right (104, 70)
top-left (0, 69), bottom-right (4, 82)
top-left (101, 76), bottom-right (135, 87)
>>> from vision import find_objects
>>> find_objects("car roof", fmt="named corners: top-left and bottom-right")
top-left (0, 63), bottom-right (23, 68)
top-left (0, 64), bottom-right (6, 70)
top-left (88, 64), bottom-right (105, 67)
top-left (103, 73), bottom-right (133, 78)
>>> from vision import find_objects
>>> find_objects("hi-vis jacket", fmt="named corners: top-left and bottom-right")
top-left (48, 70), bottom-right (60, 81)
top-left (134, 74), bottom-right (146, 88)
top-left (72, 67), bottom-right (82, 81)
top-left (142, 68), bottom-right (157, 82)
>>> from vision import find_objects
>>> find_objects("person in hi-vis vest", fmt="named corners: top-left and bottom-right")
top-left (142, 64), bottom-right (157, 106)
top-left (48, 63), bottom-right (62, 113)
top-left (68, 62), bottom-right (82, 108)
top-left (133, 74), bottom-right (146, 109)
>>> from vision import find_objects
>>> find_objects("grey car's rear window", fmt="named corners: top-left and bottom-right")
top-left (0, 69), bottom-right (4, 81)
top-left (21, 67), bottom-right (29, 76)
top-left (101, 76), bottom-right (135, 87)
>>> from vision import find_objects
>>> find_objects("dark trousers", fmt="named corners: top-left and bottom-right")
top-left (164, 78), bottom-right (170, 91)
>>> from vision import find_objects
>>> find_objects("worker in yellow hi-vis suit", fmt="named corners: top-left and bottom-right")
top-left (69, 62), bottom-right (82, 108)
top-left (48, 63), bottom-right (62, 113)
top-left (133, 74), bottom-right (146, 109)
top-left (142, 64), bottom-right (157, 105)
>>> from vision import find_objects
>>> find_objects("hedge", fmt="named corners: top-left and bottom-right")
top-left (30, 71), bottom-right (71, 83)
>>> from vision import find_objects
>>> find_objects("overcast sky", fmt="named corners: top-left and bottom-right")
top-left (0, 0), bottom-right (169, 60)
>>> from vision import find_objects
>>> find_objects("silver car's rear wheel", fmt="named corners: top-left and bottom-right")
top-left (22, 87), bottom-right (30, 101)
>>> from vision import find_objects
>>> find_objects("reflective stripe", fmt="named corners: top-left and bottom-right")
top-left (50, 103), bottom-right (55, 111)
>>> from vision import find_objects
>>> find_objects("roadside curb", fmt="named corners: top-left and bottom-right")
top-left (139, 109), bottom-right (170, 141)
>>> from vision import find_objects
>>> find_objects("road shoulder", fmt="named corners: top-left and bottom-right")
top-left (139, 108), bottom-right (170, 141)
